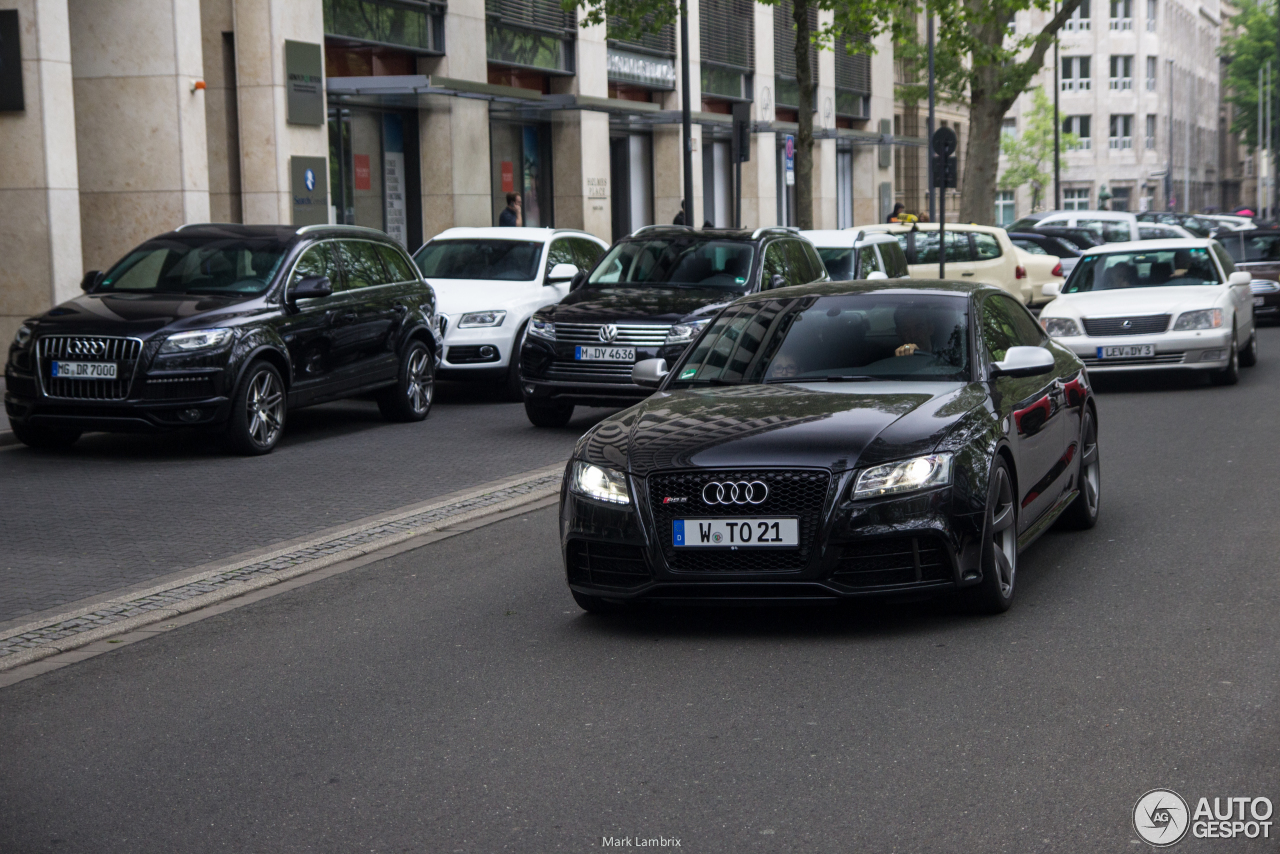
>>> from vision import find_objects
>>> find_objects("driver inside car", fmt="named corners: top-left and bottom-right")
top-left (894, 305), bottom-right (937, 357)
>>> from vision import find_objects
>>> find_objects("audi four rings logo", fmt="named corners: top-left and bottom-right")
top-left (598, 324), bottom-right (619, 343)
top-left (68, 339), bottom-right (105, 356)
top-left (702, 481), bottom-right (769, 505)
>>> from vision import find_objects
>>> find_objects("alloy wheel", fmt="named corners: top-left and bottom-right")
top-left (247, 369), bottom-right (284, 448)
top-left (1079, 413), bottom-right (1100, 517)
top-left (406, 347), bottom-right (433, 415)
top-left (989, 466), bottom-right (1017, 599)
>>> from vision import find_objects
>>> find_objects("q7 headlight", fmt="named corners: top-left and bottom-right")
top-left (159, 328), bottom-right (235, 354)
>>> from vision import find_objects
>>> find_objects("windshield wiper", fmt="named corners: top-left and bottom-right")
top-left (825, 375), bottom-right (877, 382)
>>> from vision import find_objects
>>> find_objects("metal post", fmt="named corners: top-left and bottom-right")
top-left (1184, 66), bottom-right (1191, 213)
top-left (1259, 66), bottom-right (1264, 216)
top-left (1053, 2), bottom-right (1061, 209)
top-left (680, 0), bottom-right (695, 229)
top-left (1168, 59), bottom-right (1174, 211)
top-left (939, 164), bottom-right (947, 278)
top-left (1269, 61), bottom-right (1274, 219)
top-left (927, 12), bottom-right (936, 221)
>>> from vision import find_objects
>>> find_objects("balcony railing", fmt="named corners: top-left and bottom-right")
top-left (1109, 77), bottom-right (1133, 90)
top-left (1062, 78), bottom-right (1092, 92)
top-left (1066, 17), bottom-right (1092, 29)
top-left (1110, 17), bottom-right (1133, 29)
top-left (1109, 136), bottom-right (1133, 149)
top-left (1068, 139), bottom-right (1093, 151)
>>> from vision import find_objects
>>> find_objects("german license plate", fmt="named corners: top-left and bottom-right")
top-left (673, 518), bottom-right (799, 548)
top-left (575, 346), bottom-right (635, 362)
top-left (1255, 297), bottom-right (1266, 306)
top-left (51, 360), bottom-right (117, 379)
top-left (1096, 345), bottom-right (1155, 360)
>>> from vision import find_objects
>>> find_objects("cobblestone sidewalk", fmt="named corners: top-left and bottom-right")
top-left (0, 468), bottom-right (563, 671)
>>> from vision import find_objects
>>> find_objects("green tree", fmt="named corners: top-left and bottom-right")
top-left (1220, 0), bottom-right (1278, 156)
top-left (998, 86), bottom-right (1077, 211)
top-left (897, 0), bottom-right (1083, 224)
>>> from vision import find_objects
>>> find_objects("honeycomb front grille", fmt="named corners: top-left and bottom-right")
top-left (831, 536), bottom-right (952, 589)
top-left (647, 469), bottom-right (831, 573)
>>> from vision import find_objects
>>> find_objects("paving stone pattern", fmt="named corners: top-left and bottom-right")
top-left (0, 393), bottom-right (607, 624)
top-left (0, 472), bottom-right (562, 660)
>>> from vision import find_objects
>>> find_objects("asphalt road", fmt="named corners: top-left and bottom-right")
top-left (3, 329), bottom-right (1280, 852)
top-left (0, 384), bottom-right (613, 625)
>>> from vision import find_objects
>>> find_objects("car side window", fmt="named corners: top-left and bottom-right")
top-left (761, 242), bottom-right (790, 289)
top-left (570, 238), bottom-right (606, 272)
top-left (881, 240), bottom-right (909, 276)
top-left (914, 232), bottom-right (973, 264)
top-left (785, 241), bottom-right (816, 285)
top-left (1014, 239), bottom-right (1048, 255)
top-left (1211, 243), bottom-right (1236, 277)
top-left (375, 244), bottom-right (418, 282)
top-left (547, 239), bottom-right (576, 272)
top-left (858, 245), bottom-right (880, 277)
top-left (291, 242), bottom-right (343, 290)
top-left (981, 294), bottom-right (1042, 362)
top-left (1003, 295), bottom-right (1046, 346)
top-left (337, 241), bottom-right (391, 290)
top-left (803, 242), bottom-right (827, 280)
top-left (973, 233), bottom-right (1001, 260)
top-left (893, 234), bottom-right (911, 264)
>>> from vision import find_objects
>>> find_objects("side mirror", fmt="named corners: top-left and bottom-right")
top-left (631, 358), bottom-right (669, 388)
top-left (546, 262), bottom-right (579, 284)
top-left (1229, 271), bottom-right (1252, 287)
top-left (990, 345), bottom-right (1056, 379)
top-left (1041, 281), bottom-right (1061, 298)
top-left (569, 271), bottom-right (588, 291)
top-left (80, 270), bottom-right (104, 293)
top-left (770, 274), bottom-right (787, 290)
top-left (865, 271), bottom-right (889, 281)
top-left (288, 275), bottom-right (332, 303)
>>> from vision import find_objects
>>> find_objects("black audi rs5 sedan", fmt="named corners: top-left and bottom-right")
top-left (559, 280), bottom-right (1100, 614)
top-left (5, 224), bottom-right (440, 454)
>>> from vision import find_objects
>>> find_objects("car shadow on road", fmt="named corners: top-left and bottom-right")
top-left (1089, 371), bottom-right (1212, 394)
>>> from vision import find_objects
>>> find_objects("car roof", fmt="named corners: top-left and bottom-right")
top-left (427, 226), bottom-right (603, 243)
top-left (799, 229), bottom-right (899, 248)
top-left (1039, 210), bottom-right (1136, 221)
top-left (861, 222), bottom-right (1006, 236)
top-left (620, 225), bottom-right (803, 242)
top-left (1078, 237), bottom-right (1217, 254)
top-left (728, 278), bottom-right (1003, 306)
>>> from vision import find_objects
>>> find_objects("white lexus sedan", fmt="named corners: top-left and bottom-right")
top-left (1038, 238), bottom-right (1258, 385)
top-left (413, 227), bottom-right (610, 398)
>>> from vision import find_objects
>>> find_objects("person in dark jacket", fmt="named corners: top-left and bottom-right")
top-left (887, 203), bottom-right (906, 223)
top-left (498, 192), bottom-right (522, 227)
top-left (673, 200), bottom-right (686, 225)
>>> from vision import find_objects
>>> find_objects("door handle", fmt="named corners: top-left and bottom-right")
top-left (961, 271), bottom-right (976, 276)
top-left (335, 311), bottom-right (358, 324)
top-left (392, 302), bottom-right (409, 314)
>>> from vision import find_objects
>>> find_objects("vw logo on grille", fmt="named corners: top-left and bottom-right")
top-left (702, 480), bottom-right (769, 505)
top-left (598, 324), bottom-right (619, 343)
top-left (1121, 320), bottom-right (1133, 329)
top-left (68, 339), bottom-right (105, 356)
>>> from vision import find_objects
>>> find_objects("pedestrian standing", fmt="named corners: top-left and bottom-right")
top-left (499, 192), bottom-right (522, 227)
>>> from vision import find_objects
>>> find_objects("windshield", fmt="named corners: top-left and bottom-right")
top-left (1065, 248), bottom-right (1222, 292)
top-left (98, 237), bottom-right (288, 296)
top-left (413, 240), bottom-right (543, 281)
top-left (587, 238), bottom-right (756, 290)
top-left (817, 248), bottom-right (856, 279)
top-left (670, 293), bottom-right (971, 386)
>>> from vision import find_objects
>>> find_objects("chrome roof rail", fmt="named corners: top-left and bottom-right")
top-left (631, 224), bottom-right (691, 236)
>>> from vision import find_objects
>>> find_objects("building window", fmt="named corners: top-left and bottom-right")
top-left (995, 190), bottom-right (1016, 226)
top-left (1110, 0), bottom-right (1132, 29)
top-left (1145, 56), bottom-right (1157, 91)
top-left (774, 0), bottom-right (818, 110)
top-left (1067, 0), bottom-right (1092, 30)
top-left (701, 0), bottom-right (754, 99)
top-left (608, 14), bottom-right (676, 92)
top-left (1064, 188), bottom-right (1090, 209)
top-left (1064, 115), bottom-right (1092, 150)
top-left (1109, 114), bottom-right (1133, 149)
top-left (486, 0), bottom-right (577, 74)
top-left (1002, 118), bottom-right (1017, 138)
top-left (1062, 57), bottom-right (1091, 92)
top-left (324, 0), bottom-right (446, 55)
top-left (1146, 0), bottom-right (1156, 30)
top-left (1109, 56), bottom-right (1133, 90)
top-left (1110, 186), bottom-right (1132, 212)
top-left (834, 33), bottom-right (872, 119)
top-left (1145, 113), bottom-right (1157, 149)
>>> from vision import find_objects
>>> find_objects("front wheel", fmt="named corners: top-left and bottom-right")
top-left (10, 421), bottom-right (81, 451)
top-left (501, 323), bottom-right (528, 401)
top-left (226, 361), bottom-right (286, 455)
top-left (1240, 331), bottom-right (1259, 368)
top-left (1058, 408), bottom-right (1100, 530)
top-left (1211, 330), bottom-right (1240, 386)
top-left (525, 399), bottom-right (574, 428)
top-left (965, 457), bottom-right (1018, 614)
top-left (378, 340), bottom-right (434, 422)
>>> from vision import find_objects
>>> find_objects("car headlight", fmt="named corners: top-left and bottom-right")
top-left (569, 461), bottom-right (631, 505)
top-left (12, 323), bottom-right (33, 348)
top-left (1173, 308), bottom-right (1224, 330)
top-left (852, 453), bottom-right (953, 500)
top-left (529, 314), bottom-right (555, 341)
top-left (158, 328), bottom-right (235, 354)
top-left (1041, 317), bottom-right (1081, 338)
top-left (664, 318), bottom-right (711, 346)
top-left (458, 310), bottom-right (506, 328)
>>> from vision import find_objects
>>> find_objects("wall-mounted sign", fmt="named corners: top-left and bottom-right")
top-left (0, 10), bottom-right (24, 112)
top-left (291, 156), bottom-right (329, 226)
top-left (607, 48), bottom-right (676, 90)
top-left (353, 154), bottom-right (371, 191)
top-left (285, 40), bottom-right (324, 126)
top-left (501, 161), bottom-right (515, 193)
top-left (586, 177), bottom-right (608, 199)
top-left (784, 135), bottom-right (795, 186)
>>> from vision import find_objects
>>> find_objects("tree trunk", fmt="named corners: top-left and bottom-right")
top-left (960, 28), bottom-right (1006, 225)
top-left (793, 0), bottom-right (814, 230)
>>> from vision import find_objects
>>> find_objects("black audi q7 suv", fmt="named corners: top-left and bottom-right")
top-left (5, 224), bottom-right (440, 454)
top-left (518, 226), bottom-right (829, 427)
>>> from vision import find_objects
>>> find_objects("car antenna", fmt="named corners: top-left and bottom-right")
top-left (854, 230), bottom-right (865, 243)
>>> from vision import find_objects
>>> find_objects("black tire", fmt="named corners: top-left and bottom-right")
top-left (378, 340), bottom-right (434, 422)
top-left (1210, 329), bottom-right (1240, 385)
top-left (225, 360), bottom-right (287, 455)
top-left (525, 399), bottom-right (574, 428)
top-left (1058, 407), bottom-right (1100, 530)
top-left (571, 590), bottom-right (629, 614)
top-left (10, 421), bottom-right (81, 451)
top-left (1240, 330), bottom-right (1258, 368)
top-left (965, 457), bottom-right (1018, 615)
top-left (501, 323), bottom-right (528, 401)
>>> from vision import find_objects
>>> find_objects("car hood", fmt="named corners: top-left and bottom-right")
top-left (548, 287), bottom-right (741, 324)
top-left (576, 380), bottom-right (987, 476)
top-left (25, 292), bottom-right (260, 339)
top-left (428, 278), bottom-right (544, 316)
top-left (1044, 285), bottom-right (1227, 318)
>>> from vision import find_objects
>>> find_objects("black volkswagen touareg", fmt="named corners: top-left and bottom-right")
top-left (5, 224), bottom-right (440, 454)
top-left (518, 226), bottom-right (829, 426)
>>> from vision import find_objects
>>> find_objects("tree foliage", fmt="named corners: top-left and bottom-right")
top-left (1220, 0), bottom-right (1278, 152)
top-left (999, 87), bottom-right (1077, 211)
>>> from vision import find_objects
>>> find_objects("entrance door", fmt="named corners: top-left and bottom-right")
top-left (328, 107), bottom-right (422, 250)
top-left (610, 137), bottom-right (631, 237)
top-left (702, 139), bottom-right (732, 227)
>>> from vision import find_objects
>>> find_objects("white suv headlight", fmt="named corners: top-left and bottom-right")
top-left (852, 454), bottom-right (953, 500)
top-left (458, 310), bottom-right (506, 328)
top-left (664, 318), bottom-right (711, 346)
top-left (1041, 317), bottom-right (1081, 338)
top-left (159, 328), bottom-right (235, 354)
top-left (1173, 308), bottom-right (1224, 330)
top-left (569, 461), bottom-right (631, 505)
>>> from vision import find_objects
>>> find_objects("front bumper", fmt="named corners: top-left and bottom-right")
top-left (437, 322), bottom-right (518, 381)
top-left (520, 337), bottom-right (688, 409)
top-left (1052, 328), bottom-right (1233, 372)
top-left (560, 473), bottom-right (986, 603)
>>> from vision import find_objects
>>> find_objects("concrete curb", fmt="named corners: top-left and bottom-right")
top-left (0, 466), bottom-right (564, 672)
top-left (0, 429), bottom-right (16, 448)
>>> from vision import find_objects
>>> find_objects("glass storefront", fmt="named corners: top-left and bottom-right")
top-left (490, 121), bottom-right (554, 227)
top-left (610, 133), bottom-right (654, 237)
top-left (836, 146), bottom-right (853, 228)
top-left (702, 137), bottom-right (733, 227)
top-left (328, 107), bottom-right (422, 249)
